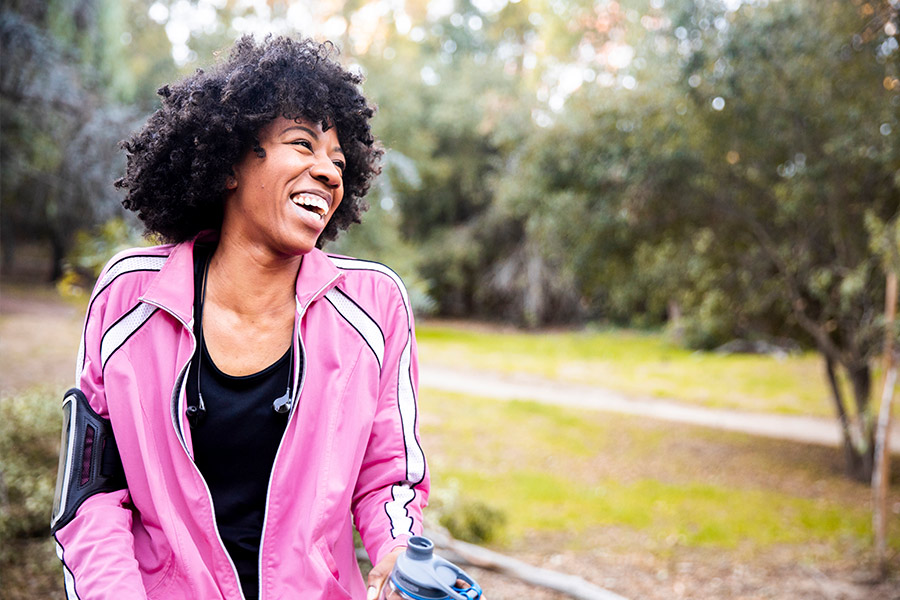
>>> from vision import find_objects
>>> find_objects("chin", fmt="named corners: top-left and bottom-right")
top-left (291, 236), bottom-right (321, 256)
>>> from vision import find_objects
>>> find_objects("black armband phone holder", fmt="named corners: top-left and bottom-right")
top-left (50, 388), bottom-right (127, 534)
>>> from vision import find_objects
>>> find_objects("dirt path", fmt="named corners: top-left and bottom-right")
top-left (419, 365), bottom-right (900, 452)
top-left (0, 292), bottom-right (83, 394)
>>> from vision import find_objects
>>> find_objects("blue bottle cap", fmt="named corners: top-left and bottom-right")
top-left (390, 536), bottom-right (482, 600)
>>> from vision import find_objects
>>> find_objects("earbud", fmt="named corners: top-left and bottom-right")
top-left (273, 391), bottom-right (292, 414)
top-left (186, 404), bottom-right (206, 427)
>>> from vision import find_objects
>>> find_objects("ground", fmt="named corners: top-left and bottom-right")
top-left (460, 531), bottom-right (900, 599)
top-left (2, 284), bottom-right (898, 600)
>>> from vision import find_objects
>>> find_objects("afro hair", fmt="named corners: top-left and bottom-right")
top-left (115, 35), bottom-right (382, 246)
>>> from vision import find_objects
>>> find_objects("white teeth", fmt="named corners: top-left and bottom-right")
top-left (291, 193), bottom-right (329, 217)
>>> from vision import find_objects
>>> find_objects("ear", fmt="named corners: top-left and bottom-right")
top-left (225, 174), bottom-right (238, 190)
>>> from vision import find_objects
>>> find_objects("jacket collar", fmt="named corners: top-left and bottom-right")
top-left (293, 246), bottom-right (344, 311)
top-left (140, 232), bottom-right (212, 326)
top-left (140, 231), bottom-right (344, 325)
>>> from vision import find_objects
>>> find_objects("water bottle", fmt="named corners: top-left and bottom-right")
top-left (380, 536), bottom-right (483, 600)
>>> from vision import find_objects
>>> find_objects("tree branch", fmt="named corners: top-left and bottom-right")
top-left (707, 191), bottom-right (849, 366)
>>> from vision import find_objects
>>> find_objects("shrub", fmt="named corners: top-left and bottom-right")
top-left (0, 387), bottom-right (62, 542)
top-left (429, 482), bottom-right (507, 544)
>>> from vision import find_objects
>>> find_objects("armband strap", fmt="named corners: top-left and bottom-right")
top-left (50, 388), bottom-right (126, 534)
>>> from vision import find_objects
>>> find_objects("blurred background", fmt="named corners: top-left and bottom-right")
top-left (1, 0), bottom-right (899, 598)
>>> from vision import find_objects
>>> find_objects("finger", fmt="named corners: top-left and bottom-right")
top-left (366, 569), bottom-right (390, 600)
top-left (366, 584), bottom-right (381, 600)
top-left (367, 565), bottom-right (386, 593)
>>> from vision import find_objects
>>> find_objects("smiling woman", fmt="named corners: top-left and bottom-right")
top-left (50, 36), bottom-right (429, 600)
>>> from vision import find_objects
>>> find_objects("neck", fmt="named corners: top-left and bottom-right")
top-left (205, 233), bottom-right (302, 316)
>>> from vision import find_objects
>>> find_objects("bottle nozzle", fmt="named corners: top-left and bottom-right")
top-left (405, 535), bottom-right (434, 560)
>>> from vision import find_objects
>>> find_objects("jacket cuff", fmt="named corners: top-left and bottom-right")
top-left (374, 535), bottom-right (410, 565)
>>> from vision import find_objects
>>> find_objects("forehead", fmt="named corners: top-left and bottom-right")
top-left (262, 115), bottom-right (341, 146)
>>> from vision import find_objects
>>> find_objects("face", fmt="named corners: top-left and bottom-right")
top-left (223, 116), bottom-right (345, 257)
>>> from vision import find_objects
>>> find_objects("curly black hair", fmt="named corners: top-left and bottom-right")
top-left (115, 35), bottom-right (382, 246)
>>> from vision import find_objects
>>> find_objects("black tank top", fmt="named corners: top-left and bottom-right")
top-left (186, 244), bottom-right (298, 599)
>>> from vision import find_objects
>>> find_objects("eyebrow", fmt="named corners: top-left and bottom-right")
top-left (280, 125), bottom-right (344, 155)
top-left (281, 125), bottom-right (318, 139)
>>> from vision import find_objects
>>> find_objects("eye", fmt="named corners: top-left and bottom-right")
top-left (333, 159), bottom-right (346, 172)
top-left (289, 139), bottom-right (313, 150)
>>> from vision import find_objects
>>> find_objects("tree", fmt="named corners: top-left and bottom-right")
top-left (0, 0), bottom-right (174, 279)
top-left (345, 1), bottom-right (547, 321)
top-left (498, 0), bottom-right (899, 479)
top-left (669, 0), bottom-right (899, 480)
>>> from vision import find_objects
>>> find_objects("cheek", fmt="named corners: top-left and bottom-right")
top-left (330, 191), bottom-right (345, 218)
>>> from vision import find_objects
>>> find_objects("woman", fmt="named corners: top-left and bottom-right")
top-left (50, 35), bottom-right (428, 600)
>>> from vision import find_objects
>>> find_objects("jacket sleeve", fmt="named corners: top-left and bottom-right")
top-left (351, 281), bottom-right (430, 565)
top-left (52, 273), bottom-right (148, 599)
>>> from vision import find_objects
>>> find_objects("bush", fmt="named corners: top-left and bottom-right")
top-left (58, 218), bottom-right (148, 298)
top-left (429, 482), bottom-right (506, 544)
top-left (0, 387), bottom-right (62, 541)
top-left (0, 387), bottom-right (65, 598)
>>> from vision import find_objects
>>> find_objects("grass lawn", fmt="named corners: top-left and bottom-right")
top-left (3, 287), bottom-right (898, 598)
top-left (416, 322), bottom-right (849, 417)
top-left (419, 388), bottom-right (900, 563)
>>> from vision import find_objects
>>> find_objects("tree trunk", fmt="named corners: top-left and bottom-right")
top-left (824, 357), bottom-right (875, 482)
top-left (849, 363), bottom-right (875, 481)
top-left (522, 248), bottom-right (544, 329)
top-left (0, 228), bottom-right (15, 276)
top-left (873, 269), bottom-right (898, 575)
top-left (50, 233), bottom-right (67, 282)
top-left (667, 299), bottom-right (683, 343)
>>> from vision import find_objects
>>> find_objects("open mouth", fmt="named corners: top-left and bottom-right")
top-left (290, 193), bottom-right (329, 219)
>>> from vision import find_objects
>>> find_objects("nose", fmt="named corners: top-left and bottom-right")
top-left (310, 154), bottom-right (342, 189)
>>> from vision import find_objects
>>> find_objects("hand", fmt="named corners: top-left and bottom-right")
top-left (366, 546), bottom-right (405, 600)
top-left (455, 579), bottom-right (484, 599)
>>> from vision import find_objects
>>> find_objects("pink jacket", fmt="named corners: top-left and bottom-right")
top-left (53, 236), bottom-right (429, 599)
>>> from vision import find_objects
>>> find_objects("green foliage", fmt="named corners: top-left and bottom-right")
top-left (345, 4), bottom-right (550, 322)
top-left (58, 217), bottom-right (150, 298)
top-left (677, 289), bottom-right (740, 351)
top-left (330, 202), bottom-right (438, 317)
top-left (474, 0), bottom-right (898, 476)
top-left (429, 481), bottom-right (507, 544)
top-left (0, 0), bottom-right (173, 279)
top-left (0, 387), bottom-right (63, 542)
top-left (480, 0), bottom-right (899, 355)
top-left (69, 218), bottom-right (149, 276)
top-left (667, 0), bottom-right (899, 353)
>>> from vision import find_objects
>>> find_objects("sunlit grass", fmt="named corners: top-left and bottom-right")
top-left (417, 323), bottom-right (836, 417)
top-left (434, 469), bottom-right (875, 551)
top-left (419, 389), bottom-right (899, 559)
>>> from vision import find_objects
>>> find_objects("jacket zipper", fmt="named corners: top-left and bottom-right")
top-left (143, 298), bottom-right (247, 600)
top-left (256, 274), bottom-right (341, 600)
